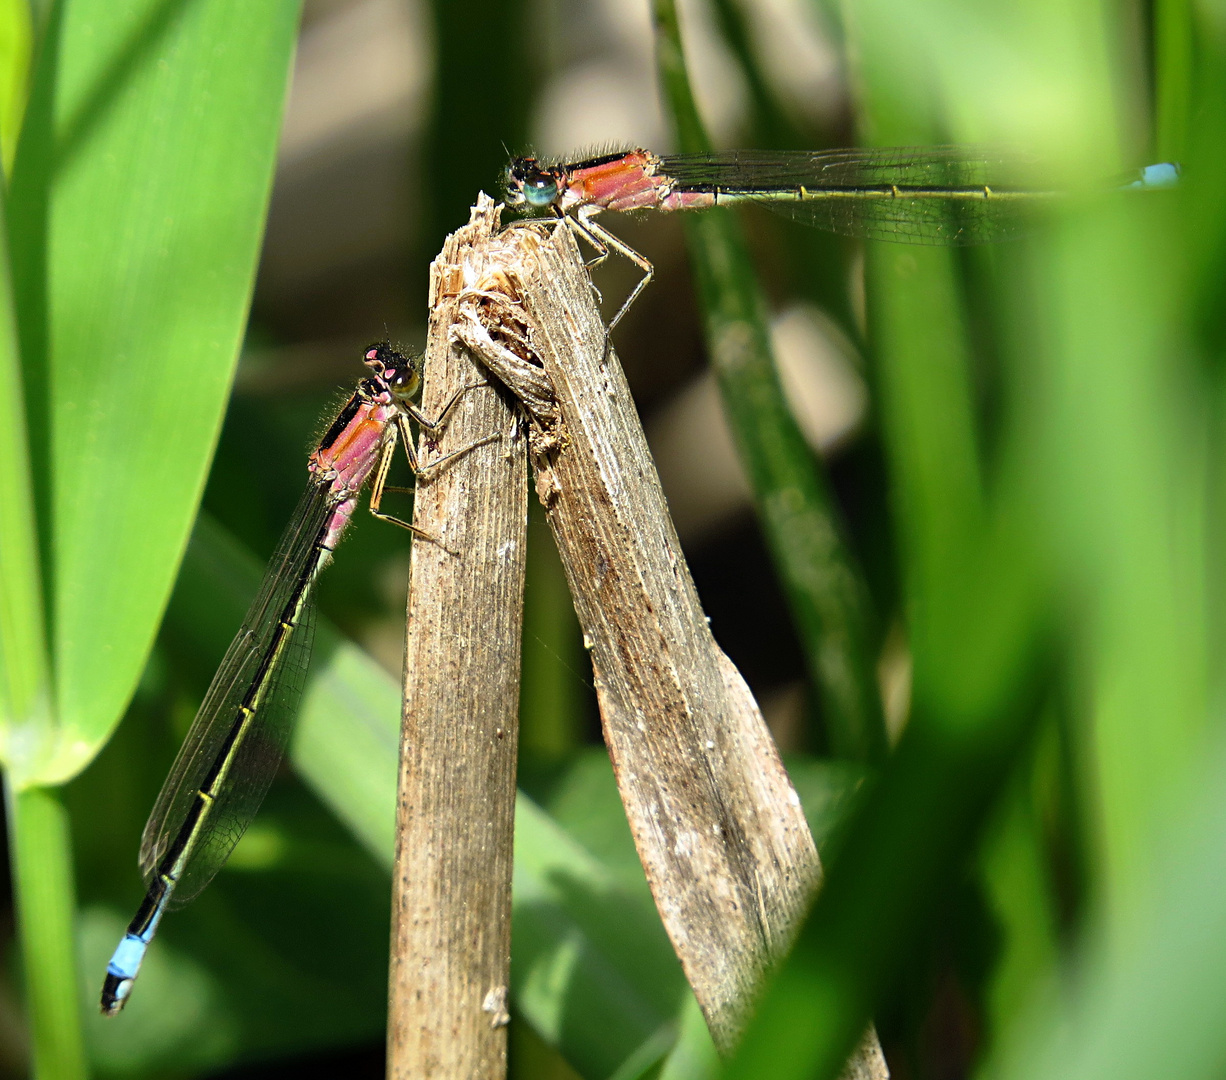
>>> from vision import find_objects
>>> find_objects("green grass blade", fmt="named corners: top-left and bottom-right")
top-left (979, 739), bottom-right (1062, 1038)
top-left (513, 796), bottom-right (685, 1080)
top-left (651, 0), bottom-right (887, 763)
top-left (656, 994), bottom-right (719, 1080)
top-left (721, 0), bottom-right (1101, 1072)
top-left (866, 243), bottom-right (983, 616)
top-left (984, 731), bottom-right (1226, 1080)
top-left (724, 607), bottom-right (1046, 1080)
top-left (519, 500), bottom-right (585, 763)
top-left (845, 0), bottom-right (988, 619)
top-left (0, 0), bottom-right (33, 171)
top-left (1032, 203), bottom-right (1204, 920)
top-left (419, 0), bottom-right (532, 287)
top-left (1154, 0), bottom-right (1193, 161)
top-left (5, 0), bottom-right (301, 786)
top-left (704, 0), bottom-right (857, 331)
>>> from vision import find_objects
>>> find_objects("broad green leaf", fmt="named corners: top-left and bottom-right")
top-left (0, 141), bottom-right (49, 749)
top-left (5, 0), bottom-right (302, 786)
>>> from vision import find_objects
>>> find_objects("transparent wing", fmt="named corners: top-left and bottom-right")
top-left (169, 596), bottom-right (318, 906)
top-left (138, 481), bottom-right (333, 906)
top-left (659, 147), bottom-right (1054, 245)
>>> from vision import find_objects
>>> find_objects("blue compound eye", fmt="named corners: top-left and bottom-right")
top-left (506, 157), bottom-right (561, 208)
top-left (523, 174), bottom-right (558, 207)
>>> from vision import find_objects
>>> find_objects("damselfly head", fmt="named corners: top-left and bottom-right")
top-left (505, 156), bottom-right (560, 209)
top-left (364, 342), bottom-right (422, 400)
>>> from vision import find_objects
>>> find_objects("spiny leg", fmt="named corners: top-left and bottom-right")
top-left (369, 413), bottom-right (502, 543)
top-left (368, 429), bottom-right (434, 538)
top-left (396, 412), bottom-right (501, 481)
top-left (563, 210), bottom-right (610, 272)
top-left (404, 379), bottom-right (490, 440)
top-left (555, 213), bottom-right (610, 307)
top-left (570, 210), bottom-right (654, 332)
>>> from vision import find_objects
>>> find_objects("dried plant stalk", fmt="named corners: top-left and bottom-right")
top-left (452, 195), bottom-right (886, 1078)
top-left (387, 199), bottom-right (527, 1080)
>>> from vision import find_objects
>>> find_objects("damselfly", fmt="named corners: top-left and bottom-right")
top-left (504, 147), bottom-right (1181, 327)
top-left (101, 343), bottom-right (468, 1015)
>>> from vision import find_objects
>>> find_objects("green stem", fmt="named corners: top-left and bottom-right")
top-left (651, 0), bottom-right (887, 763)
top-left (1153, 0), bottom-right (1192, 161)
top-left (0, 51), bottom-right (80, 1080)
top-left (6, 781), bottom-right (87, 1080)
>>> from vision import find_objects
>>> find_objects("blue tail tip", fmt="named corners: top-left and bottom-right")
top-left (100, 972), bottom-right (132, 1015)
top-left (100, 932), bottom-right (147, 1015)
top-left (1138, 161), bottom-right (1181, 188)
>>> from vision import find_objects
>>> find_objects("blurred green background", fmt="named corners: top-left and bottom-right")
top-left (0, 0), bottom-right (1222, 1077)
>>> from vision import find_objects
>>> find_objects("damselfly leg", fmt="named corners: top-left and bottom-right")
top-left (564, 207), bottom-right (655, 332)
top-left (370, 379), bottom-right (496, 536)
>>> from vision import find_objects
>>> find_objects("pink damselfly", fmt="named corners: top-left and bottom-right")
top-left (505, 147), bottom-right (1180, 328)
top-left (101, 343), bottom-right (470, 1014)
